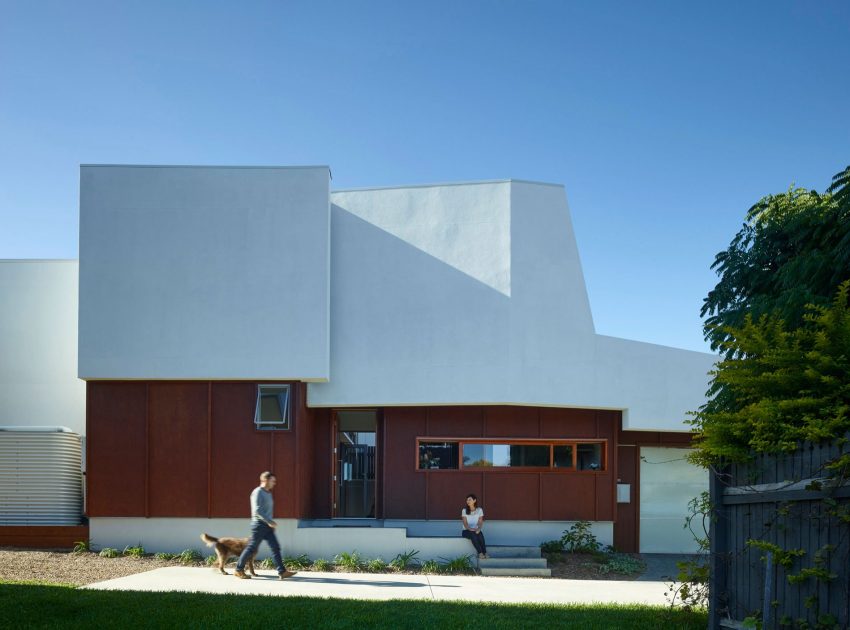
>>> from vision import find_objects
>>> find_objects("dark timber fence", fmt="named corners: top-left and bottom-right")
top-left (709, 438), bottom-right (850, 629)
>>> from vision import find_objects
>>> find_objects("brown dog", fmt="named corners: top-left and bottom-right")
top-left (200, 533), bottom-right (258, 576)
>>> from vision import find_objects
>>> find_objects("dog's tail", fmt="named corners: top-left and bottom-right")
top-left (200, 533), bottom-right (218, 547)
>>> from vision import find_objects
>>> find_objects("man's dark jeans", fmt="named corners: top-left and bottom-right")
top-left (462, 529), bottom-right (487, 555)
top-left (237, 520), bottom-right (284, 573)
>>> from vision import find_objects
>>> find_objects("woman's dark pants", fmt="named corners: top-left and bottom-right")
top-left (462, 530), bottom-right (487, 555)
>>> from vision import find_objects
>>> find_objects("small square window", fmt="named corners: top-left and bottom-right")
top-left (255, 385), bottom-right (291, 430)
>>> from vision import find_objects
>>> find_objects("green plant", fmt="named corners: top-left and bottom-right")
top-left (259, 557), bottom-right (276, 570)
top-left (540, 539), bottom-right (564, 553)
top-left (123, 544), bottom-right (145, 558)
top-left (439, 555), bottom-right (474, 574)
top-left (561, 521), bottom-right (601, 553)
top-left (283, 554), bottom-right (311, 570)
top-left (366, 558), bottom-right (388, 572)
top-left (389, 550), bottom-right (419, 571)
top-left (205, 555), bottom-right (217, 566)
top-left (72, 540), bottom-right (90, 554)
top-left (311, 558), bottom-right (331, 571)
top-left (420, 559), bottom-right (441, 574)
top-left (177, 549), bottom-right (203, 564)
top-left (334, 551), bottom-right (364, 572)
top-left (154, 552), bottom-right (175, 561)
top-left (98, 547), bottom-right (120, 558)
top-left (598, 553), bottom-right (644, 575)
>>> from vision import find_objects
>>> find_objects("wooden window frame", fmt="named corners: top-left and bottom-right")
top-left (415, 437), bottom-right (607, 473)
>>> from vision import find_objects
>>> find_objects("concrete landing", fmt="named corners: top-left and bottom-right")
top-left (85, 567), bottom-right (671, 605)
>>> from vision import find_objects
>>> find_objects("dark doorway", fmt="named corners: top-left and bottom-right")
top-left (333, 410), bottom-right (377, 518)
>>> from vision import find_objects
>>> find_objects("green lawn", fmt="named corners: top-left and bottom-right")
top-left (1, 581), bottom-right (706, 629)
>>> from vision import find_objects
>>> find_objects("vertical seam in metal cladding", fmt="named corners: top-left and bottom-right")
top-left (294, 383), bottom-right (300, 519)
top-left (536, 407), bottom-right (541, 438)
top-left (269, 430), bottom-right (275, 516)
top-left (537, 472), bottom-right (542, 520)
top-left (381, 411), bottom-right (387, 520)
top-left (144, 383), bottom-right (150, 518)
top-left (207, 382), bottom-right (212, 518)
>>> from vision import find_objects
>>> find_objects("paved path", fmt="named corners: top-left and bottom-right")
top-left (85, 567), bottom-right (672, 605)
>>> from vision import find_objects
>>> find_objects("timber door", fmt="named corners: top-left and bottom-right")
top-left (333, 410), bottom-right (377, 518)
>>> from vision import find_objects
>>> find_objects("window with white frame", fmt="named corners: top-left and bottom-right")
top-left (255, 385), bottom-right (291, 430)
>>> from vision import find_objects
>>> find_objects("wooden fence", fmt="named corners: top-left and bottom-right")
top-left (709, 439), bottom-right (850, 628)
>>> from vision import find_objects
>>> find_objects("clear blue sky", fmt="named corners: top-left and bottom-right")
top-left (2, 1), bottom-right (848, 353)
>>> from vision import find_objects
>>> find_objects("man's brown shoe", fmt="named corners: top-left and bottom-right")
top-left (278, 570), bottom-right (297, 580)
top-left (234, 569), bottom-right (251, 579)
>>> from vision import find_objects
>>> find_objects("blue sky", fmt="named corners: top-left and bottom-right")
top-left (1, 1), bottom-right (848, 352)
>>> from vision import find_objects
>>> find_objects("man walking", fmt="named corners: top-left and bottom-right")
top-left (235, 471), bottom-right (296, 580)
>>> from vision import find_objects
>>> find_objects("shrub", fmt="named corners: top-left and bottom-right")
top-left (334, 551), bottom-right (365, 572)
top-left (259, 557), bottom-right (276, 570)
top-left (154, 552), bottom-right (176, 561)
top-left (598, 553), bottom-right (645, 575)
top-left (72, 540), bottom-right (90, 554)
top-left (389, 550), bottom-right (419, 571)
top-left (366, 558), bottom-right (388, 572)
top-left (123, 544), bottom-right (145, 558)
top-left (178, 549), bottom-right (203, 564)
top-left (99, 547), bottom-right (120, 558)
top-left (540, 539), bottom-right (565, 554)
top-left (440, 555), bottom-right (474, 574)
top-left (312, 558), bottom-right (331, 571)
top-left (561, 521), bottom-right (601, 553)
top-left (420, 559), bottom-right (441, 574)
top-left (283, 554), bottom-right (311, 570)
top-left (205, 555), bottom-right (217, 566)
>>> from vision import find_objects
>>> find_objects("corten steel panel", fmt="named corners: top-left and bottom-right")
top-left (427, 473), bottom-right (483, 520)
top-left (484, 406), bottom-right (540, 437)
top-left (382, 407), bottom-right (426, 518)
top-left (614, 445), bottom-right (639, 552)
top-left (540, 474), bottom-right (597, 520)
top-left (296, 385), bottom-right (315, 518)
top-left (87, 382), bottom-right (147, 516)
top-left (0, 525), bottom-right (89, 549)
top-left (594, 473), bottom-right (615, 520)
top-left (210, 383), bottom-right (272, 518)
top-left (539, 408), bottom-right (598, 438)
top-left (619, 429), bottom-right (692, 446)
top-left (272, 428), bottom-right (297, 518)
top-left (484, 474), bottom-right (540, 520)
top-left (309, 408), bottom-right (332, 518)
top-left (426, 406), bottom-right (484, 437)
top-left (148, 383), bottom-right (209, 517)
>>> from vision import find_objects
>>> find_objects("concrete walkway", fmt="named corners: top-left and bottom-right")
top-left (85, 567), bottom-right (673, 605)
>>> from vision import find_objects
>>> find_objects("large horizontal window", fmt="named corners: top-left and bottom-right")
top-left (416, 439), bottom-right (605, 472)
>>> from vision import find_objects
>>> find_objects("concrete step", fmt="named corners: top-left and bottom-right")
top-left (480, 567), bottom-right (552, 577)
top-left (486, 546), bottom-right (541, 558)
top-left (479, 557), bottom-right (548, 569)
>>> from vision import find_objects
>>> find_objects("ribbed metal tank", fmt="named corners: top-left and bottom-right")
top-left (0, 427), bottom-right (83, 525)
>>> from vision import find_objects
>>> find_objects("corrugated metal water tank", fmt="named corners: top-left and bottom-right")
top-left (0, 427), bottom-right (83, 525)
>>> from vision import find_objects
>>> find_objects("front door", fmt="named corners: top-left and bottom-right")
top-left (333, 410), bottom-right (377, 518)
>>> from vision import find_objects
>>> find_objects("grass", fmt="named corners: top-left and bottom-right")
top-left (0, 582), bottom-right (707, 629)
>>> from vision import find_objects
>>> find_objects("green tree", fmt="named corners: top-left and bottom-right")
top-left (700, 165), bottom-right (850, 356)
top-left (690, 281), bottom-right (850, 465)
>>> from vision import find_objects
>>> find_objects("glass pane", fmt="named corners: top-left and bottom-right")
top-left (553, 445), bottom-right (574, 468)
top-left (418, 442), bottom-right (458, 470)
top-left (256, 385), bottom-right (289, 427)
top-left (577, 443), bottom-right (603, 470)
top-left (463, 443), bottom-right (549, 468)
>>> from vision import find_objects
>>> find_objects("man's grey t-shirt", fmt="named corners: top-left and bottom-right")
top-left (250, 486), bottom-right (274, 524)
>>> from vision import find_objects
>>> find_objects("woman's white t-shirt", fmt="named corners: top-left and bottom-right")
top-left (462, 507), bottom-right (484, 530)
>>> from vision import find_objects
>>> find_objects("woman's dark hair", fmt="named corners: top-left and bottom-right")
top-left (463, 493), bottom-right (478, 515)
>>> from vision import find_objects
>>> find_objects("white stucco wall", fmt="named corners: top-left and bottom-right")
top-left (309, 180), bottom-right (715, 430)
top-left (78, 165), bottom-right (331, 380)
top-left (0, 260), bottom-right (85, 435)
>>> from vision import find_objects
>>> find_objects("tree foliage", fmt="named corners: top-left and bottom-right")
top-left (701, 165), bottom-right (850, 356)
top-left (690, 281), bottom-right (850, 465)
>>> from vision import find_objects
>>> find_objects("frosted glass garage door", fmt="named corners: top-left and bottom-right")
top-left (639, 447), bottom-right (707, 553)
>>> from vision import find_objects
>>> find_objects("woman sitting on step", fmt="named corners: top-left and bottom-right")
top-left (461, 494), bottom-right (488, 559)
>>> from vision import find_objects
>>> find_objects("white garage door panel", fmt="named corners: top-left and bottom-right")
top-left (639, 446), bottom-right (707, 553)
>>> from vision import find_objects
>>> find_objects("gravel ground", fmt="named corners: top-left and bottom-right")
top-left (0, 549), bottom-right (199, 586)
top-left (0, 549), bottom-right (655, 586)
